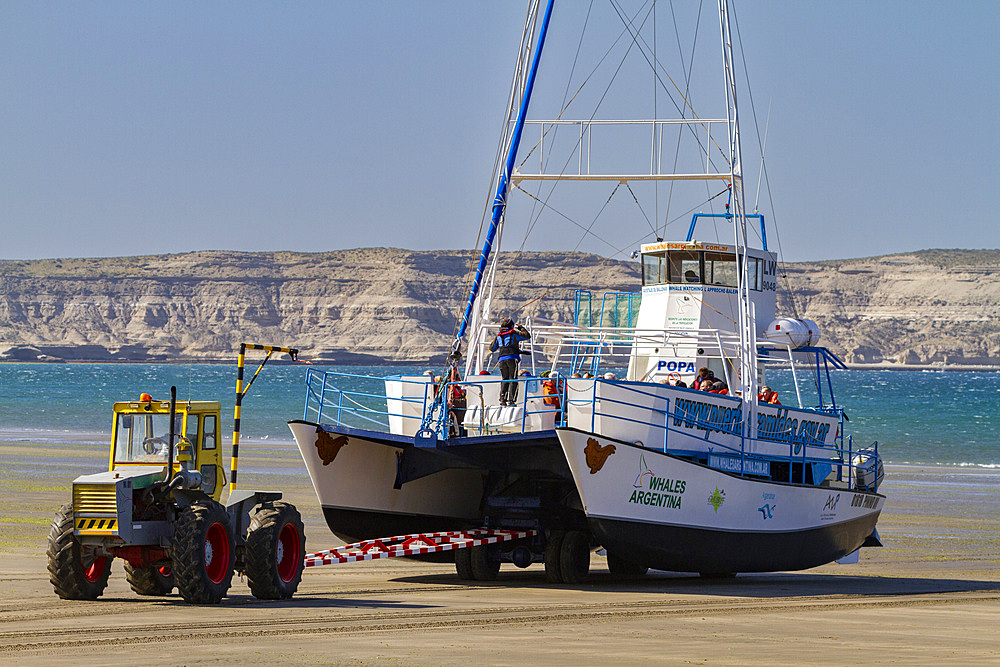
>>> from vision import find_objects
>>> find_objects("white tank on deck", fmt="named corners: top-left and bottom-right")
top-left (762, 318), bottom-right (821, 348)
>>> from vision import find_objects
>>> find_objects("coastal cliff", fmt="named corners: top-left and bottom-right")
top-left (1, 248), bottom-right (998, 367)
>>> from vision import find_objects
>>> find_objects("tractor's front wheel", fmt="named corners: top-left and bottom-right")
top-left (245, 502), bottom-right (305, 600)
top-left (125, 561), bottom-right (174, 596)
top-left (47, 503), bottom-right (112, 600)
top-left (172, 500), bottom-right (235, 604)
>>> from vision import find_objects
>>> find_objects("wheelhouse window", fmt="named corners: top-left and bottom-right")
top-left (642, 252), bottom-right (667, 286)
top-left (704, 252), bottom-right (737, 287)
top-left (669, 251), bottom-right (702, 284)
top-left (642, 249), bottom-right (751, 287)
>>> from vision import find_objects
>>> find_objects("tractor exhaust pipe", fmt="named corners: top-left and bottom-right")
top-left (166, 385), bottom-right (177, 483)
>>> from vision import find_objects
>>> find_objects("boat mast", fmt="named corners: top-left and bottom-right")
top-left (718, 0), bottom-right (758, 445)
top-left (455, 0), bottom-right (555, 375)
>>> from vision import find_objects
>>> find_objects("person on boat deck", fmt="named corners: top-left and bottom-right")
top-left (542, 376), bottom-right (562, 421)
top-left (490, 317), bottom-right (530, 406)
top-left (694, 367), bottom-right (716, 388)
top-left (446, 366), bottom-right (467, 436)
top-left (699, 379), bottom-right (715, 392)
top-left (710, 381), bottom-right (728, 395)
top-left (758, 385), bottom-right (781, 405)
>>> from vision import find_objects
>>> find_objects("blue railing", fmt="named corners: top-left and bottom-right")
top-left (301, 370), bottom-right (879, 491)
top-left (567, 379), bottom-right (875, 486)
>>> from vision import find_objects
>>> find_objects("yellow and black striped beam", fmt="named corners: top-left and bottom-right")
top-left (230, 342), bottom-right (299, 495)
top-left (75, 517), bottom-right (118, 532)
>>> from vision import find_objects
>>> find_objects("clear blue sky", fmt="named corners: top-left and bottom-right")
top-left (1, 1), bottom-right (997, 262)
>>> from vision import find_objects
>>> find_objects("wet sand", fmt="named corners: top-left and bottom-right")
top-left (1, 438), bottom-right (998, 664)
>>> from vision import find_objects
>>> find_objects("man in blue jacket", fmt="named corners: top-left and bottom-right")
top-left (490, 317), bottom-right (531, 405)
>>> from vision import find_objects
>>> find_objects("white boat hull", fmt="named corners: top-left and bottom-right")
top-left (557, 427), bottom-right (883, 573)
top-left (288, 420), bottom-right (485, 543)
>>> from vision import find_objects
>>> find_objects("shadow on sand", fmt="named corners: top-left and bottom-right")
top-left (390, 569), bottom-right (1000, 598)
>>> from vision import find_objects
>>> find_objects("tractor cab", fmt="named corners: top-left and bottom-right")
top-left (110, 395), bottom-right (224, 501)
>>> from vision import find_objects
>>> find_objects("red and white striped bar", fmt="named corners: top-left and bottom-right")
top-left (303, 529), bottom-right (536, 567)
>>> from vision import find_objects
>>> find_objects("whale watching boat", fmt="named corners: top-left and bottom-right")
top-left (289, 0), bottom-right (884, 580)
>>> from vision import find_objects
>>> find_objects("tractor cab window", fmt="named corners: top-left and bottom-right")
top-left (114, 412), bottom-right (183, 464)
top-left (202, 415), bottom-right (217, 450)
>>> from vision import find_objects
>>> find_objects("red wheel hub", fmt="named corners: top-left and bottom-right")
top-left (276, 523), bottom-right (301, 583)
top-left (204, 522), bottom-right (230, 584)
top-left (83, 556), bottom-right (107, 582)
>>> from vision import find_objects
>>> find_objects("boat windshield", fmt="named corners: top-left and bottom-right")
top-left (114, 412), bottom-right (182, 464)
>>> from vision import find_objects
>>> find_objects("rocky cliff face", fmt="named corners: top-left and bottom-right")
top-left (777, 250), bottom-right (1000, 367)
top-left (1, 248), bottom-right (998, 367)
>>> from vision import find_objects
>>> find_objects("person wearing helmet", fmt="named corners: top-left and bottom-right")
top-left (490, 317), bottom-right (531, 406)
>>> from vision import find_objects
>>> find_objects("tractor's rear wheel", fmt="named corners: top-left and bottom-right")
top-left (172, 500), bottom-right (235, 604)
top-left (47, 503), bottom-right (112, 600)
top-left (125, 561), bottom-right (174, 596)
top-left (245, 502), bottom-right (306, 600)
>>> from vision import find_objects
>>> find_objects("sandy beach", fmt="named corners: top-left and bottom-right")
top-left (1, 437), bottom-right (998, 665)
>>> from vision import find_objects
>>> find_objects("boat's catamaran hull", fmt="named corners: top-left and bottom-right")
top-left (288, 420), bottom-right (487, 543)
top-left (557, 428), bottom-right (881, 573)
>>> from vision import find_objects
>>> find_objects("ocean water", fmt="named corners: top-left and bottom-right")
top-left (0, 363), bottom-right (996, 467)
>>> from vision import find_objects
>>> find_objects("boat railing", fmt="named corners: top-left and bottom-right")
top-left (569, 378), bottom-right (873, 485)
top-left (439, 376), bottom-right (564, 438)
top-left (301, 369), bottom-right (879, 489)
top-left (473, 317), bottom-right (743, 377)
top-left (303, 368), bottom-right (429, 431)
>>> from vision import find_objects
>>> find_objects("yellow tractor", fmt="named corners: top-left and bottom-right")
top-left (46, 345), bottom-right (304, 604)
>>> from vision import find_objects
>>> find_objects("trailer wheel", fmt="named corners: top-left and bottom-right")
top-left (558, 530), bottom-right (590, 584)
top-left (469, 544), bottom-right (500, 581)
top-left (124, 562), bottom-right (174, 596)
top-left (245, 502), bottom-right (306, 600)
top-left (173, 500), bottom-right (235, 604)
top-left (47, 503), bottom-right (112, 600)
top-left (454, 546), bottom-right (474, 580)
top-left (543, 530), bottom-right (564, 583)
top-left (606, 552), bottom-right (648, 578)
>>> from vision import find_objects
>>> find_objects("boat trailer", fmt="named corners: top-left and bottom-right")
top-left (304, 529), bottom-right (536, 569)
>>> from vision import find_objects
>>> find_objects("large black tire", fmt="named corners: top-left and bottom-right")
top-left (558, 530), bottom-right (591, 584)
top-left (47, 503), bottom-right (112, 600)
top-left (245, 502), bottom-right (306, 600)
top-left (172, 500), bottom-right (235, 604)
top-left (124, 561), bottom-right (174, 596)
top-left (454, 546), bottom-right (474, 580)
top-left (544, 530), bottom-right (564, 583)
top-left (469, 544), bottom-right (500, 581)
top-left (606, 552), bottom-right (648, 579)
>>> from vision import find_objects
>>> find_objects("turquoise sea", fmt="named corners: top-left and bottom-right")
top-left (0, 363), bottom-right (996, 467)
